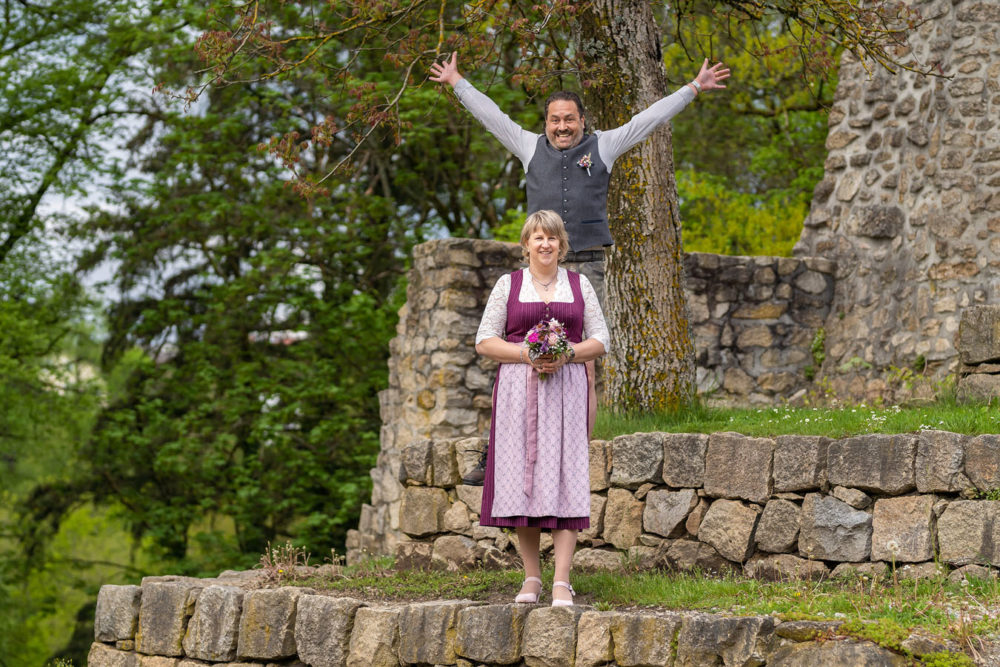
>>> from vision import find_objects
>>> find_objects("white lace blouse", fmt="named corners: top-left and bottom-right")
top-left (475, 268), bottom-right (611, 353)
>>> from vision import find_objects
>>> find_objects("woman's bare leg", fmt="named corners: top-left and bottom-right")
top-left (516, 527), bottom-right (542, 597)
top-left (551, 528), bottom-right (578, 603)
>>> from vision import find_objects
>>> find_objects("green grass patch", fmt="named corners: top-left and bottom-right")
top-left (591, 401), bottom-right (1000, 440)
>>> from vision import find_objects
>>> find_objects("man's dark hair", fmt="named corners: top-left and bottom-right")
top-left (544, 91), bottom-right (586, 121)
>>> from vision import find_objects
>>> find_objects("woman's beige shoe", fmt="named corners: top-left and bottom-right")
top-left (551, 581), bottom-right (575, 607)
top-left (515, 576), bottom-right (543, 603)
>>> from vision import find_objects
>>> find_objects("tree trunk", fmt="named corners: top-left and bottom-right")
top-left (577, 0), bottom-right (695, 412)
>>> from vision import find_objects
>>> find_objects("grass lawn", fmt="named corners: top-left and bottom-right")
top-left (286, 557), bottom-right (997, 663)
top-left (591, 400), bottom-right (1000, 440)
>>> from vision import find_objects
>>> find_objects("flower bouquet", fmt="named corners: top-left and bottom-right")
top-left (525, 318), bottom-right (571, 380)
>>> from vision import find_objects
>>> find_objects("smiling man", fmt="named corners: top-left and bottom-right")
top-left (430, 52), bottom-right (729, 259)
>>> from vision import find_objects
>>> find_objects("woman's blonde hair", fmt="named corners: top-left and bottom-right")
top-left (519, 210), bottom-right (570, 261)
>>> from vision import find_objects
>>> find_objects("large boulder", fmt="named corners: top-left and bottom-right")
top-left (754, 499), bottom-right (802, 554)
top-left (575, 611), bottom-right (616, 667)
top-left (704, 432), bottom-right (774, 504)
top-left (675, 613), bottom-right (774, 667)
top-left (610, 433), bottom-right (664, 489)
top-left (827, 434), bottom-right (916, 495)
top-left (661, 433), bottom-right (708, 488)
top-left (295, 595), bottom-right (365, 667)
top-left (768, 639), bottom-right (908, 666)
top-left (965, 434), bottom-right (1000, 493)
top-left (135, 581), bottom-right (200, 657)
top-left (603, 488), bottom-right (644, 549)
top-left (522, 606), bottom-right (584, 667)
top-left (95, 585), bottom-right (141, 643)
top-left (937, 500), bottom-right (1000, 566)
top-left (237, 586), bottom-right (311, 661)
top-left (798, 494), bottom-right (872, 562)
top-left (399, 486), bottom-right (449, 537)
top-left (698, 499), bottom-right (761, 563)
top-left (773, 436), bottom-right (829, 492)
top-left (182, 585), bottom-right (244, 662)
top-left (915, 430), bottom-right (972, 493)
top-left (870, 495), bottom-right (936, 563)
top-left (610, 611), bottom-right (682, 667)
top-left (957, 304), bottom-right (1000, 364)
top-left (398, 600), bottom-right (480, 664)
top-left (346, 607), bottom-right (401, 667)
top-left (455, 604), bottom-right (532, 664)
top-left (643, 489), bottom-right (698, 538)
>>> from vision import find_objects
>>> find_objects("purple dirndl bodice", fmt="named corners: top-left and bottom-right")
top-left (479, 269), bottom-right (591, 530)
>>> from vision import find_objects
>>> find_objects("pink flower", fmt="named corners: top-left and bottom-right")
top-left (527, 331), bottom-right (539, 343)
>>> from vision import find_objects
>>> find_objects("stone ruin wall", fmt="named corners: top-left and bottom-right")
top-left (795, 0), bottom-right (1000, 398)
top-left (88, 571), bottom-right (991, 667)
top-left (361, 238), bottom-right (834, 561)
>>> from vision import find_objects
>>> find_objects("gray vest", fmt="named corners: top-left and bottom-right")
top-left (526, 134), bottom-right (614, 251)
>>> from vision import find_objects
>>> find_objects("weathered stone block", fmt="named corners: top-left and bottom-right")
top-left (589, 440), bottom-right (610, 491)
top-left (610, 612), bottom-right (682, 667)
top-left (398, 600), bottom-right (479, 664)
top-left (572, 548), bottom-right (623, 572)
top-left (575, 611), bottom-right (615, 667)
top-left (871, 495), bottom-right (936, 563)
top-left (938, 500), bottom-right (1000, 566)
top-left (755, 499), bottom-right (801, 553)
top-left (916, 430), bottom-right (972, 492)
top-left (675, 613), bottom-right (774, 667)
top-left (456, 484), bottom-right (483, 515)
top-left (136, 582), bottom-right (199, 657)
top-left (745, 554), bottom-right (829, 581)
top-left (347, 607), bottom-right (400, 667)
top-left (580, 493), bottom-right (607, 542)
top-left (832, 485), bottom-right (871, 509)
top-left (95, 585), bottom-right (142, 642)
top-left (88, 642), bottom-right (140, 667)
top-left (399, 486), bottom-right (449, 537)
top-left (603, 488), bottom-right (644, 549)
top-left (769, 639), bottom-right (908, 665)
top-left (958, 374), bottom-right (1000, 401)
top-left (400, 439), bottom-right (432, 485)
top-left (774, 620), bottom-right (841, 641)
top-left (295, 596), bottom-right (365, 667)
top-left (522, 606), bottom-right (583, 667)
top-left (237, 587), bottom-right (308, 660)
top-left (855, 205), bottom-right (904, 238)
top-left (827, 434), bottom-right (916, 494)
top-left (610, 433), bottom-right (663, 489)
top-left (431, 535), bottom-right (480, 571)
top-left (965, 434), bottom-right (1000, 492)
top-left (395, 541), bottom-right (433, 570)
top-left (774, 436), bottom-right (828, 492)
top-left (661, 433), bottom-right (708, 488)
top-left (442, 499), bottom-right (472, 533)
top-left (698, 499), bottom-right (761, 563)
top-left (704, 432), bottom-right (773, 504)
top-left (830, 561), bottom-right (888, 580)
top-left (664, 540), bottom-right (733, 574)
top-left (957, 305), bottom-right (1000, 364)
top-left (431, 439), bottom-right (460, 487)
top-left (643, 489), bottom-right (698, 538)
top-left (455, 604), bottom-right (531, 664)
top-left (182, 585), bottom-right (243, 662)
top-left (799, 493), bottom-right (872, 562)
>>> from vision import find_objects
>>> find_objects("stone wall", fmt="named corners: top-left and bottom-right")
top-left (365, 238), bottom-right (834, 560)
top-left (354, 429), bottom-right (1000, 582)
top-left (794, 0), bottom-right (1000, 397)
top-left (89, 573), bottom-right (983, 666)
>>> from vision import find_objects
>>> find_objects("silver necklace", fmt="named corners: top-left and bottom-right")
top-left (530, 271), bottom-right (556, 289)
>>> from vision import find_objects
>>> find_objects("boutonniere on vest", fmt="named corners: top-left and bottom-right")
top-left (577, 153), bottom-right (592, 176)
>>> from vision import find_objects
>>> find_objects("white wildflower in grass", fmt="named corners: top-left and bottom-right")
top-left (885, 540), bottom-right (900, 555)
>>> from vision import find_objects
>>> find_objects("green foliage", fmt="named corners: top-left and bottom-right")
top-left (811, 328), bottom-right (827, 367)
top-left (675, 169), bottom-right (809, 257)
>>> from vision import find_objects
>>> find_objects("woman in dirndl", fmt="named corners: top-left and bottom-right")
top-left (475, 210), bottom-right (609, 606)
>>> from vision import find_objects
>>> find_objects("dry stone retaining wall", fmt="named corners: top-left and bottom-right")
top-left (353, 429), bottom-right (1000, 581)
top-left (89, 574), bottom-right (977, 666)
top-left (364, 238), bottom-right (834, 560)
